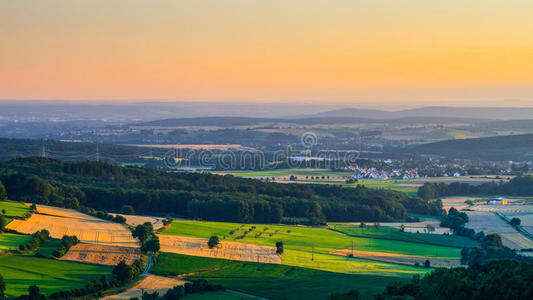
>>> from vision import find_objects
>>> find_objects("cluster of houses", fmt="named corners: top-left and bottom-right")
top-left (346, 166), bottom-right (422, 180)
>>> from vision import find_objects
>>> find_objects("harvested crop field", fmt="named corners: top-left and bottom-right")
top-left (440, 196), bottom-right (478, 211)
top-left (466, 211), bottom-right (533, 249)
top-left (499, 233), bottom-right (533, 249)
top-left (329, 249), bottom-right (461, 268)
top-left (103, 275), bottom-right (186, 299)
top-left (60, 243), bottom-right (140, 266)
top-left (158, 235), bottom-right (281, 264)
top-left (465, 211), bottom-right (516, 233)
top-left (472, 204), bottom-right (533, 213)
top-left (111, 214), bottom-right (165, 231)
top-left (6, 204), bottom-right (138, 248)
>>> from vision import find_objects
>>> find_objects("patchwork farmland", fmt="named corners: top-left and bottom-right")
top-left (6, 204), bottom-right (139, 247)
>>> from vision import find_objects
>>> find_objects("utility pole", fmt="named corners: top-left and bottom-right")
top-left (96, 142), bottom-right (100, 162)
top-left (41, 140), bottom-right (46, 158)
top-left (311, 246), bottom-right (314, 261)
top-left (352, 241), bottom-right (354, 256)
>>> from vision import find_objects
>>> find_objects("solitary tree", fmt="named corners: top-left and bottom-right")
top-left (208, 236), bottom-right (219, 249)
top-left (276, 241), bottom-right (284, 255)
top-left (425, 224), bottom-right (435, 234)
top-left (510, 217), bottom-right (521, 227)
top-left (0, 215), bottom-right (6, 233)
top-left (0, 180), bottom-right (6, 202)
top-left (143, 237), bottom-right (160, 253)
top-left (0, 274), bottom-right (5, 299)
top-left (424, 260), bottom-right (431, 268)
top-left (121, 205), bottom-right (135, 215)
top-left (113, 261), bottom-right (134, 284)
top-left (400, 224), bottom-right (406, 232)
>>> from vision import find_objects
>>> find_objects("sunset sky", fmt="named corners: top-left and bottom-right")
top-left (1, 1), bottom-right (533, 105)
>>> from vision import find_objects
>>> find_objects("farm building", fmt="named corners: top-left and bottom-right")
top-left (487, 197), bottom-right (508, 205)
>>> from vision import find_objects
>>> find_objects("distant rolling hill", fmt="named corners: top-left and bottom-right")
top-left (411, 134), bottom-right (533, 161)
top-left (132, 115), bottom-right (492, 127)
top-left (294, 106), bottom-right (533, 120)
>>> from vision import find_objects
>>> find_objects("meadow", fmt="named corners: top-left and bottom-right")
top-left (331, 224), bottom-right (478, 249)
top-left (0, 233), bottom-right (31, 252)
top-left (224, 168), bottom-right (349, 179)
top-left (162, 220), bottom-right (464, 259)
top-left (152, 253), bottom-right (405, 300)
top-left (0, 200), bottom-right (29, 217)
top-left (160, 220), bottom-right (469, 276)
top-left (0, 254), bottom-right (112, 297)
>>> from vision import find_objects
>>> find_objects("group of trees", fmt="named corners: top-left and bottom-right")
top-left (418, 176), bottom-right (533, 201)
top-left (52, 235), bottom-right (79, 258)
top-left (112, 259), bottom-right (146, 285)
top-left (9, 259), bottom-right (146, 299)
top-left (132, 222), bottom-right (160, 253)
top-left (461, 233), bottom-right (533, 266)
top-left (376, 259), bottom-right (533, 300)
top-left (0, 158), bottom-right (442, 224)
top-left (18, 229), bottom-right (50, 253)
top-left (440, 207), bottom-right (484, 240)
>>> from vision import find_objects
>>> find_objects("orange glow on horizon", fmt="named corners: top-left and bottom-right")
top-left (1, 1), bottom-right (533, 104)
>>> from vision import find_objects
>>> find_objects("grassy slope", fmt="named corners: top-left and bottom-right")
top-left (153, 253), bottom-right (404, 300)
top-left (347, 180), bottom-right (419, 196)
top-left (0, 200), bottom-right (29, 217)
top-left (0, 233), bottom-right (31, 252)
top-left (225, 169), bottom-right (348, 178)
top-left (0, 254), bottom-right (112, 297)
top-left (35, 238), bottom-right (63, 257)
top-left (160, 220), bottom-right (474, 276)
top-left (163, 220), bottom-right (463, 259)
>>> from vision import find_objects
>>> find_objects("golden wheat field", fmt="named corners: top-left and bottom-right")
top-left (158, 234), bottom-right (281, 264)
top-left (111, 214), bottom-right (166, 231)
top-left (103, 275), bottom-right (186, 299)
top-left (59, 243), bottom-right (141, 266)
top-left (6, 204), bottom-right (139, 247)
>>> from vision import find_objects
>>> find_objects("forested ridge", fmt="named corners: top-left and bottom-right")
top-left (0, 157), bottom-right (440, 223)
top-left (418, 176), bottom-right (533, 200)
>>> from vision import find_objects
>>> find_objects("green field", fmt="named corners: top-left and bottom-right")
top-left (0, 233), bottom-right (31, 252)
top-left (347, 180), bottom-right (419, 196)
top-left (34, 238), bottom-right (63, 257)
top-left (160, 220), bottom-right (469, 276)
top-left (163, 220), bottom-right (463, 258)
top-left (220, 169), bottom-right (421, 195)
top-left (0, 254), bottom-right (112, 297)
top-left (0, 200), bottom-right (29, 217)
top-left (153, 253), bottom-right (405, 300)
top-left (331, 224), bottom-right (478, 249)
top-left (223, 168), bottom-right (349, 179)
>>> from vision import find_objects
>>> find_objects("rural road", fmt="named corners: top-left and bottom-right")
top-left (141, 236), bottom-right (153, 277)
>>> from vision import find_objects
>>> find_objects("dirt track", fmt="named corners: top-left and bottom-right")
top-left (158, 234), bottom-right (281, 264)
top-left (329, 249), bottom-right (461, 268)
top-left (103, 275), bottom-right (186, 299)
top-left (6, 204), bottom-right (138, 248)
top-left (60, 243), bottom-right (140, 266)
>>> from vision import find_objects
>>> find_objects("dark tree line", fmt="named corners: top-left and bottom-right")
top-left (0, 158), bottom-right (441, 223)
top-left (375, 259), bottom-right (533, 300)
top-left (418, 176), bottom-right (533, 200)
top-left (461, 233), bottom-right (533, 266)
